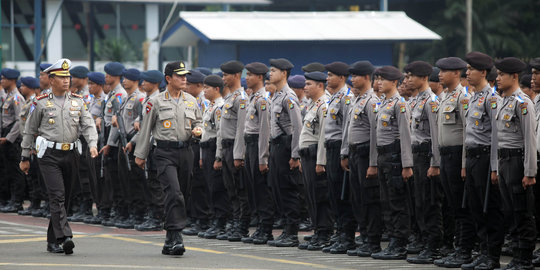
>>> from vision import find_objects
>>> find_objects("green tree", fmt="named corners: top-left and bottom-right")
top-left (95, 38), bottom-right (138, 62)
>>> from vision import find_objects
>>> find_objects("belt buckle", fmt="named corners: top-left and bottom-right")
top-left (61, 143), bottom-right (70, 151)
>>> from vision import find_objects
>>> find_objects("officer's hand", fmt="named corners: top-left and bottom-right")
top-left (135, 157), bottom-right (146, 169)
top-left (340, 158), bottom-right (350, 172)
top-left (133, 121), bottom-right (140, 131)
top-left (192, 127), bottom-right (203, 137)
top-left (124, 142), bottom-right (133, 153)
top-left (289, 158), bottom-right (300, 171)
top-left (461, 168), bottom-right (466, 181)
top-left (522, 176), bottom-right (536, 189)
top-left (199, 159), bottom-right (203, 168)
top-left (90, 147), bottom-right (98, 158)
top-left (19, 160), bottom-right (30, 175)
top-left (111, 115), bottom-right (118, 128)
top-left (402, 167), bottom-right (413, 182)
top-left (316, 164), bottom-right (325, 175)
top-left (490, 171), bottom-right (498, 185)
top-left (214, 160), bottom-right (222, 170)
top-left (95, 118), bottom-right (102, 132)
top-left (366, 166), bottom-right (378, 179)
top-left (259, 164), bottom-right (269, 174)
top-left (0, 138), bottom-right (7, 145)
top-left (427, 166), bottom-right (440, 178)
top-left (99, 145), bottom-right (110, 156)
top-left (234, 159), bottom-right (244, 168)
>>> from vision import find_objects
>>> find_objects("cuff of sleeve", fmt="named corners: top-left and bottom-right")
top-left (21, 149), bottom-right (30, 158)
top-left (525, 170), bottom-right (536, 178)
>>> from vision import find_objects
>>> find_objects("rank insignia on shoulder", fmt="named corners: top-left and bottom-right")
top-left (36, 93), bottom-right (48, 100)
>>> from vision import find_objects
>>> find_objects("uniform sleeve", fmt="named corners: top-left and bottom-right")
top-left (397, 101), bottom-right (413, 168)
top-left (520, 101), bottom-right (537, 177)
top-left (316, 105), bottom-right (327, 166)
top-left (21, 102), bottom-right (42, 158)
top-left (287, 97), bottom-right (302, 159)
top-left (340, 113), bottom-right (351, 157)
top-left (216, 109), bottom-right (223, 159)
top-left (367, 99), bottom-right (378, 167)
top-left (134, 99), bottom-right (158, 160)
top-left (487, 96), bottom-right (499, 172)
top-left (80, 100), bottom-right (98, 148)
top-left (340, 98), bottom-right (352, 156)
top-left (233, 97), bottom-right (247, 160)
top-left (428, 100), bottom-right (441, 167)
top-left (459, 94), bottom-right (469, 169)
top-left (6, 97), bottom-right (24, 143)
top-left (258, 99), bottom-right (271, 165)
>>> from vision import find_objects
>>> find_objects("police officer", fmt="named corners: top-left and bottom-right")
top-left (531, 58), bottom-right (540, 267)
top-left (495, 58), bottom-right (536, 270)
top-left (432, 57), bottom-right (476, 268)
top-left (297, 71), bottom-right (333, 251)
top-left (288, 75), bottom-right (309, 117)
top-left (20, 58), bottom-right (98, 254)
top-left (461, 51), bottom-right (504, 270)
top-left (404, 61), bottom-right (443, 264)
top-left (39, 63), bottom-right (52, 95)
top-left (0, 68), bottom-right (25, 213)
top-left (133, 70), bottom-right (166, 232)
top-left (70, 66), bottom-right (90, 97)
top-left (323, 61), bottom-right (355, 254)
top-left (134, 61), bottom-right (203, 256)
top-left (371, 66), bottom-right (413, 260)
top-left (340, 61), bottom-right (381, 257)
top-left (242, 62), bottom-right (275, 244)
top-left (266, 58), bottom-right (303, 247)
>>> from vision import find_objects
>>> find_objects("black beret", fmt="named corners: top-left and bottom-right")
top-left (325, 61), bottom-right (349, 76)
top-left (486, 67), bottom-right (498, 81)
top-left (405, 61), bottom-right (432, 77)
top-left (435, 57), bottom-right (467, 70)
top-left (104, 62), bottom-right (125, 76)
top-left (429, 67), bottom-right (440, 82)
top-left (269, 58), bottom-right (294, 70)
top-left (123, 68), bottom-right (140, 81)
top-left (1, 68), bottom-right (20, 79)
top-left (373, 68), bottom-right (381, 77)
top-left (39, 63), bottom-right (52, 72)
top-left (495, 57), bottom-right (527, 74)
top-left (164, 61), bottom-right (189, 77)
top-left (465, 51), bottom-right (493, 70)
top-left (141, 70), bottom-right (164, 84)
top-left (21, 77), bottom-right (40, 89)
top-left (461, 68), bottom-right (467, 78)
top-left (301, 62), bottom-right (325, 73)
top-left (287, 75), bottom-right (306, 88)
top-left (245, 62), bottom-right (269, 75)
top-left (70, 66), bottom-right (89, 78)
top-left (88, 72), bottom-right (106, 85)
top-left (194, 67), bottom-right (212, 76)
top-left (186, 70), bottom-right (206, 83)
top-left (204, 75), bottom-right (223, 88)
top-left (520, 74), bottom-right (532, 88)
top-left (378, 66), bottom-right (403, 81)
top-left (220, 60), bottom-right (244, 74)
top-left (529, 58), bottom-right (540, 70)
top-left (304, 71), bottom-right (327, 82)
top-left (349, 61), bottom-right (375, 76)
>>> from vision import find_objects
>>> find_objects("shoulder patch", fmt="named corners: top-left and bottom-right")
top-left (145, 101), bottom-right (153, 114)
top-left (260, 99), bottom-right (267, 111)
top-left (489, 97), bottom-right (497, 109)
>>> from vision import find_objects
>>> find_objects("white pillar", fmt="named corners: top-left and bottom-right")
top-left (146, 4), bottom-right (159, 70)
top-left (46, 0), bottom-right (63, 62)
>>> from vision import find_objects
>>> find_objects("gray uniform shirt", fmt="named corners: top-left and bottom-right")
top-left (244, 88), bottom-right (271, 165)
top-left (534, 94), bottom-right (540, 134)
top-left (324, 86), bottom-right (352, 142)
top-left (497, 89), bottom-right (536, 177)
top-left (437, 85), bottom-right (469, 168)
top-left (103, 83), bottom-right (128, 126)
top-left (376, 92), bottom-right (413, 168)
top-left (131, 90), bottom-right (160, 146)
top-left (21, 92), bottom-right (98, 157)
top-left (464, 85), bottom-right (500, 171)
top-left (134, 89), bottom-right (203, 160)
top-left (217, 88), bottom-right (248, 160)
top-left (107, 89), bottom-right (145, 146)
top-left (19, 95), bottom-right (35, 137)
top-left (299, 95), bottom-right (328, 165)
top-left (410, 88), bottom-right (440, 166)
top-left (270, 84), bottom-right (302, 159)
top-left (2, 88), bottom-right (24, 143)
top-left (89, 93), bottom-right (105, 120)
top-left (341, 89), bottom-right (379, 167)
top-left (299, 96), bottom-right (310, 118)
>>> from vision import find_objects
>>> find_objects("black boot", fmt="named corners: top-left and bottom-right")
top-left (47, 242), bottom-right (64, 253)
top-left (252, 225), bottom-right (274, 245)
top-left (433, 247), bottom-right (472, 268)
top-left (229, 219), bottom-right (250, 242)
top-left (204, 219), bottom-right (227, 239)
top-left (274, 225), bottom-right (299, 247)
top-left (371, 238), bottom-right (407, 260)
top-left (330, 232), bottom-right (356, 254)
top-left (406, 245), bottom-right (441, 264)
top-left (307, 230), bottom-right (331, 251)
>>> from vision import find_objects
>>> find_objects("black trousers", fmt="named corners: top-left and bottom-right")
top-left (27, 154), bottom-right (45, 202)
top-left (325, 140), bottom-right (356, 234)
top-left (142, 147), bottom-right (164, 218)
top-left (187, 142), bottom-right (211, 221)
top-left (154, 146), bottom-right (193, 231)
top-left (498, 150), bottom-right (536, 251)
top-left (0, 141), bottom-right (25, 203)
top-left (412, 145), bottom-right (443, 247)
top-left (440, 146), bottom-right (475, 250)
top-left (221, 140), bottom-right (251, 224)
top-left (350, 142), bottom-right (382, 243)
top-left (38, 148), bottom-right (79, 243)
top-left (115, 145), bottom-right (132, 217)
top-left (72, 140), bottom-right (95, 207)
top-left (245, 136), bottom-right (274, 226)
top-left (124, 150), bottom-right (147, 217)
top-left (465, 147), bottom-right (504, 258)
top-left (201, 141), bottom-right (231, 220)
top-left (377, 141), bottom-right (411, 241)
top-left (268, 135), bottom-right (300, 232)
top-left (299, 145), bottom-right (333, 232)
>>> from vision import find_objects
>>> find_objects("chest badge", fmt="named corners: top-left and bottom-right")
top-left (48, 118), bottom-right (55, 125)
top-left (382, 121), bottom-right (388, 127)
top-left (46, 100), bottom-right (54, 108)
top-left (250, 115), bottom-right (254, 120)
top-left (71, 100), bottom-right (79, 107)
top-left (445, 114), bottom-right (450, 120)
top-left (163, 120), bottom-right (172, 129)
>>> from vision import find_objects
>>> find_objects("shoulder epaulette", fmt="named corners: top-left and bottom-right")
top-left (71, 93), bottom-right (83, 99)
top-left (36, 93), bottom-right (48, 100)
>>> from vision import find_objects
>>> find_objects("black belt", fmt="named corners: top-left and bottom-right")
top-left (466, 146), bottom-right (490, 157)
top-left (200, 138), bottom-right (216, 149)
top-left (412, 141), bottom-right (431, 153)
top-left (350, 141), bottom-right (370, 152)
top-left (245, 134), bottom-right (258, 144)
top-left (498, 148), bottom-right (523, 159)
top-left (156, 140), bottom-right (190, 149)
top-left (270, 135), bottom-right (290, 145)
top-left (222, 139), bottom-right (235, 148)
top-left (439, 145), bottom-right (462, 155)
top-left (377, 140), bottom-right (400, 153)
top-left (324, 140), bottom-right (342, 149)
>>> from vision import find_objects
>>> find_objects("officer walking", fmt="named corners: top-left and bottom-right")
top-left (134, 61), bottom-right (203, 256)
top-left (19, 58), bottom-right (98, 254)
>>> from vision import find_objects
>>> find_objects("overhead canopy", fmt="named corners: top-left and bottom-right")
top-left (161, 11), bottom-right (442, 47)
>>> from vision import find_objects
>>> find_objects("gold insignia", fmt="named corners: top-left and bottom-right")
top-left (450, 99), bottom-right (455, 102)
top-left (306, 122), bottom-right (311, 128)
top-left (250, 115), bottom-right (254, 119)
top-left (46, 100), bottom-right (54, 107)
top-left (503, 114), bottom-right (510, 120)
top-left (382, 121), bottom-right (388, 127)
top-left (224, 109), bottom-right (228, 114)
top-left (62, 61), bottom-right (69, 70)
top-left (445, 114), bottom-right (450, 120)
top-left (382, 115), bottom-right (388, 119)
top-left (48, 118), bottom-right (55, 124)
top-left (163, 120), bottom-right (172, 129)
top-left (473, 112), bottom-right (479, 117)
top-left (505, 122), bottom-right (510, 128)
top-left (204, 123), bottom-right (208, 127)
top-left (475, 120), bottom-right (479, 126)
top-left (61, 143), bottom-right (70, 151)
top-left (354, 115), bottom-right (358, 120)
